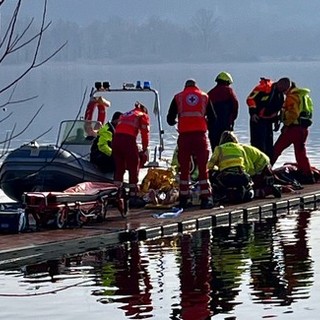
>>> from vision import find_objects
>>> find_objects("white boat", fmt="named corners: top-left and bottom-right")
top-left (0, 81), bottom-right (165, 202)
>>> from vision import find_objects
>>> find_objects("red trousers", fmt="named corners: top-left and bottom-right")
top-left (272, 125), bottom-right (312, 175)
top-left (112, 133), bottom-right (140, 196)
top-left (178, 132), bottom-right (211, 199)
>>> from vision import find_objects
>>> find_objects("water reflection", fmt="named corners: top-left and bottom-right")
top-left (0, 210), bottom-right (316, 319)
top-left (210, 225), bottom-right (251, 315)
top-left (179, 232), bottom-right (212, 319)
top-left (249, 211), bottom-right (313, 307)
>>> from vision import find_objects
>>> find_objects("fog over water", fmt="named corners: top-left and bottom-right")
top-left (1, 1), bottom-right (320, 167)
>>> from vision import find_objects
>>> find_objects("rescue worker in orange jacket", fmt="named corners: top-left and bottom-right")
top-left (207, 71), bottom-right (239, 152)
top-left (272, 79), bottom-right (315, 184)
top-left (112, 102), bottom-right (150, 208)
top-left (246, 77), bottom-right (290, 159)
top-left (167, 79), bottom-right (216, 209)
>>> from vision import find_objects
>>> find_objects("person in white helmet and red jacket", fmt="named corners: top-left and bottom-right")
top-left (167, 79), bottom-right (216, 209)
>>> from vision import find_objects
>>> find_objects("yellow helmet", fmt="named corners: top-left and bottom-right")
top-left (215, 71), bottom-right (233, 84)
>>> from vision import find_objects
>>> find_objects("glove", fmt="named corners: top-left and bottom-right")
top-left (139, 149), bottom-right (149, 168)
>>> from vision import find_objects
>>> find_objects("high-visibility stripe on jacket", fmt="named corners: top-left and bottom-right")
top-left (115, 108), bottom-right (150, 150)
top-left (282, 87), bottom-right (313, 126)
top-left (175, 86), bottom-right (208, 133)
top-left (246, 78), bottom-right (275, 118)
top-left (208, 142), bottom-right (246, 172)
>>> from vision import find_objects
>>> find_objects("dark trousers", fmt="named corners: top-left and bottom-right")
top-left (250, 118), bottom-right (274, 159)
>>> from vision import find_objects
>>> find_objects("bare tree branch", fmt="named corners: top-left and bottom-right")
top-left (0, 104), bottom-right (46, 146)
top-left (0, 0), bottom-right (67, 152)
top-left (0, 0), bottom-right (67, 95)
top-left (0, 83), bottom-right (38, 109)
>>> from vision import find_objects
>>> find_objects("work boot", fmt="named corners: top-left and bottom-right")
top-left (200, 197), bottom-right (214, 210)
top-left (129, 196), bottom-right (146, 209)
top-left (178, 196), bottom-right (192, 209)
top-left (272, 185), bottom-right (282, 198)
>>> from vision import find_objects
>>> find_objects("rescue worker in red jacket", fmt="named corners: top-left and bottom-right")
top-left (112, 102), bottom-right (150, 208)
top-left (207, 71), bottom-right (239, 152)
top-left (246, 77), bottom-right (291, 159)
top-left (272, 79), bottom-right (315, 184)
top-left (167, 79), bottom-right (216, 209)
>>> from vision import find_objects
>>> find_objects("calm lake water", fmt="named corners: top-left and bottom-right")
top-left (1, 60), bottom-right (320, 168)
top-left (1, 61), bottom-right (320, 319)
top-left (0, 209), bottom-right (320, 319)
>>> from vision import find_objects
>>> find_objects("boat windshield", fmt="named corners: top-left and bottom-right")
top-left (56, 120), bottom-right (101, 146)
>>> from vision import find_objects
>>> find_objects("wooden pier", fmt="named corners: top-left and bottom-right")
top-left (0, 184), bottom-right (319, 270)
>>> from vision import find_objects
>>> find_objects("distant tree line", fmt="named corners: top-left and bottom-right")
top-left (1, 9), bottom-right (219, 64)
top-left (2, 8), bottom-right (320, 65)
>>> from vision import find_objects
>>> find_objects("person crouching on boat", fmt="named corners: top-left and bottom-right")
top-left (112, 102), bottom-right (150, 208)
top-left (90, 111), bottom-right (122, 173)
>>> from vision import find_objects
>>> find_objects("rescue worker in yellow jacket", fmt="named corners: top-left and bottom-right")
top-left (208, 131), bottom-right (253, 203)
top-left (167, 79), bottom-right (216, 209)
top-left (272, 79), bottom-right (314, 184)
top-left (112, 102), bottom-right (150, 208)
top-left (208, 131), bottom-right (281, 200)
top-left (90, 111), bottom-right (122, 173)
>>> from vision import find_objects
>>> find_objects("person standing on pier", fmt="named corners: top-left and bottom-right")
top-left (167, 79), bottom-right (215, 209)
top-left (112, 102), bottom-right (150, 208)
top-left (207, 71), bottom-right (239, 153)
top-left (271, 79), bottom-right (315, 184)
top-left (246, 77), bottom-right (290, 159)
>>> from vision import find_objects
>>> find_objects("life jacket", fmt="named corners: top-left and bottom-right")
top-left (175, 86), bottom-right (208, 133)
top-left (115, 108), bottom-right (150, 149)
top-left (283, 87), bottom-right (313, 127)
top-left (297, 88), bottom-right (313, 127)
top-left (247, 78), bottom-right (281, 119)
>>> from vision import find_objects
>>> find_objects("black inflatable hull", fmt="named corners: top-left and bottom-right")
top-left (0, 144), bottom-right (114, 202)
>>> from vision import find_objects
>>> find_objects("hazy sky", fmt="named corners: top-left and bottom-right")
top-left (5, 0), bottom-right (320, 28)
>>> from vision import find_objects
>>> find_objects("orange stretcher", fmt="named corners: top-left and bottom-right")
top-left (22, 182), bottom-right (128, 229)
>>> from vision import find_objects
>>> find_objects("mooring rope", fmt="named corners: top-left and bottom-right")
top-left (0, 279), bottom-right (92, 297)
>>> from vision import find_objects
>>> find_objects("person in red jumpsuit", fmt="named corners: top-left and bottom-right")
top-left (167, 79), bottom-right (216, 209)
top-left (207, 71), bottom-right (239, 152)
top-left (112, 102), bottom-right (150, 208)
